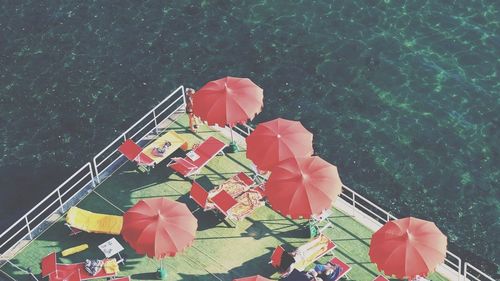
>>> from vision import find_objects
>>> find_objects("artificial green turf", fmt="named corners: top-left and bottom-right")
top-left (0, 115), bottom-right (449, 281)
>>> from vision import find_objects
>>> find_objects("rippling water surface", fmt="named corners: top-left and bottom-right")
top-left (0, 0), bottom-right (498, 274)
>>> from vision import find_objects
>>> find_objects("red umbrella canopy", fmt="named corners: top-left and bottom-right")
top-left (246, 118), bottom-right (314, 171)
top-left (233, 275), bottom-right (272, 281)
top-left (192, 76), bottom-right (263, 127)
top-left (121, 198), bottom-right (198, 259)
top-left (369, 217), bottom-right (447, 280)
top-left (265, 156), bottom-right (342, 219)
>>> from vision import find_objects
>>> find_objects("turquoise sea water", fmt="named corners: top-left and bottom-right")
top-left (0, 0), bottom-right (498, 275)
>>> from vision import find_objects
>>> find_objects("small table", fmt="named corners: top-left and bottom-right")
top-left (186, 150), bottom-right (200, 161)
top-left (98, 238), bottom-right (125, 261)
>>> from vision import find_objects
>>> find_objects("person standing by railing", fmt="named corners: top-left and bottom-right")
top-left (185, 88), bottom-right (199, 132)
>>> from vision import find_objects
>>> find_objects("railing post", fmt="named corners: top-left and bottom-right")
top-left (153, 109), bottom-right (159, 135)
top-left (57, 189), bottom-right (64, 212)
top-left (457, 257), bottom-right (462, 281)
top-left (92, 157), bottom-right (100, 185)
top-left (181, 86), bottom-right (187, 110)
top-left (24, 217), bottom-right (32, 240)
top-left (351, 192), bottom-right (356, 217)
top-left (464, 263), bottom-right (468, 281)
top-left (87, 162), bottom-right (96, 188)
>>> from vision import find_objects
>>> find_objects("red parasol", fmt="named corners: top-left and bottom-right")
top-left (233, 275), bottom-right (272, 281)
top-left (192, 76), bottom-right (263, 127)
top-left (265, 156), bottom-right (342, 219)
top-left (246, 118), bottom-right (313, 171)
top-left (369, 217), bottom-right (447, 279)
top-left (121, 198), bottom-right (197, 258)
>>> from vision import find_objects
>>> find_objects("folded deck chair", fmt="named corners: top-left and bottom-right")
top-left (66, 207), bottom-right (123, 235)
top-left (41, 252), bottom-right (118, 281)
top-left (168, 136), bottom-right (226, 177)
top-left (118, 139), bottom-right (155, 169)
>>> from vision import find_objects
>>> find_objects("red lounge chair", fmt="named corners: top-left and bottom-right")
top-left (41, 252), bottom-right (117, 281)
top-left (328, 257), bottom-right (351, 281)
top-left (168, 136), bottom-right (226, 177)
top-left (118, 139), bottom-right (154, 168)
top-left (373, 276), bottom-right (389, 281)
top-left (190, 182), bottom-right (237, 218)
top-left (190, 181), bottom-right (210, 210)
top-left (210, 190), bottom-right (238, 217)
top-left (236, 172), bottom-right (254, 186)
top-left (270, 245), bottom-right (285, 268)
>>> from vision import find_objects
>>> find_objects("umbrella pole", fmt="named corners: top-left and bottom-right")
top-left (229, 127), bottom-right (239, 152)
top-left (157, 258), bottom-right (167, 280)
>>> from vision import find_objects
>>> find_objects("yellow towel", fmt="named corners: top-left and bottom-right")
top-left (66, 207), bottom-right (123, 235)
top-left (61, 244), bottom-right (89, 257)
top-left (103, 259), bottom-right (119, 274)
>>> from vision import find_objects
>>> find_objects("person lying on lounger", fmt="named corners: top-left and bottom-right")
top-left (307, 262), bottom-right (342, 281)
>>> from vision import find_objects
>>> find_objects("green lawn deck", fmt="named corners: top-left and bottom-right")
top-left (0, 115), bottom-right (449, 281)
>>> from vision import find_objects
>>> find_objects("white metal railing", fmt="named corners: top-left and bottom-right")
top-left (93, 85), bottom-right (186, 183)
top-left (0, 162), bottom-right (94, 256)
top-left (464, 262), bottom-right (495, 281)
top-left (0, 86), bottom-right (186, 261)
top-left (339, 184), bottom-right (463, 281)
top-left (229, 123), bottom-right (495, 281)
top-left (0, 85), bottom-right (496, 281)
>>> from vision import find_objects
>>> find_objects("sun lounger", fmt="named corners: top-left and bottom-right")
top-left (190, 181), bottom-right (238, 219)
top-left (227, 190), bottom-right (264, 221)
top-left (270, 234), bottom-right (336, 274)
top-left (373, 276), bottom-right (389, 281)
top-left (41, 252), bottom-right (118, 281)
top-left (209, 172), bottom-right (254, 199)
top-left (168, 136), bottom-right (226, 177)
top-left (210, 190), bottom-right (238, 217)
top-left (328, 257), bottom-right (351, 281)
top-left (293, 234), bottom-right (336, 271)
top-left (141, 131), bottom-right (188, 164)
top-left (65, 207), bottom-right (123, 235)
top-left (118, 139), bottom-right (155, 169)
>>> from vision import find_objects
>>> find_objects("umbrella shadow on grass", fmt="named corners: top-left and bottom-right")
top-left (130, 272), bottom-right (158, 280)
top-left (176, 250), bottom-right (276, 281)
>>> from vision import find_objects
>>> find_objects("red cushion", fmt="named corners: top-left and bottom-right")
top-left (190, 182), bottom-right (209, 208)
top-left (41, 252), bottom-right (57, 278)
top-left (270, 245), bottom-right (285, 268)
top-left (236, 172), bottom-right (254, 186)
top-left (118, 139), bottom-right (142, 161)
top-left (211, 190), bottom-right (238, 214)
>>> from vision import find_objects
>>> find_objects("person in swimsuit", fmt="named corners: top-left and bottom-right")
top-left (185, 88), bottom-right (198, 132)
